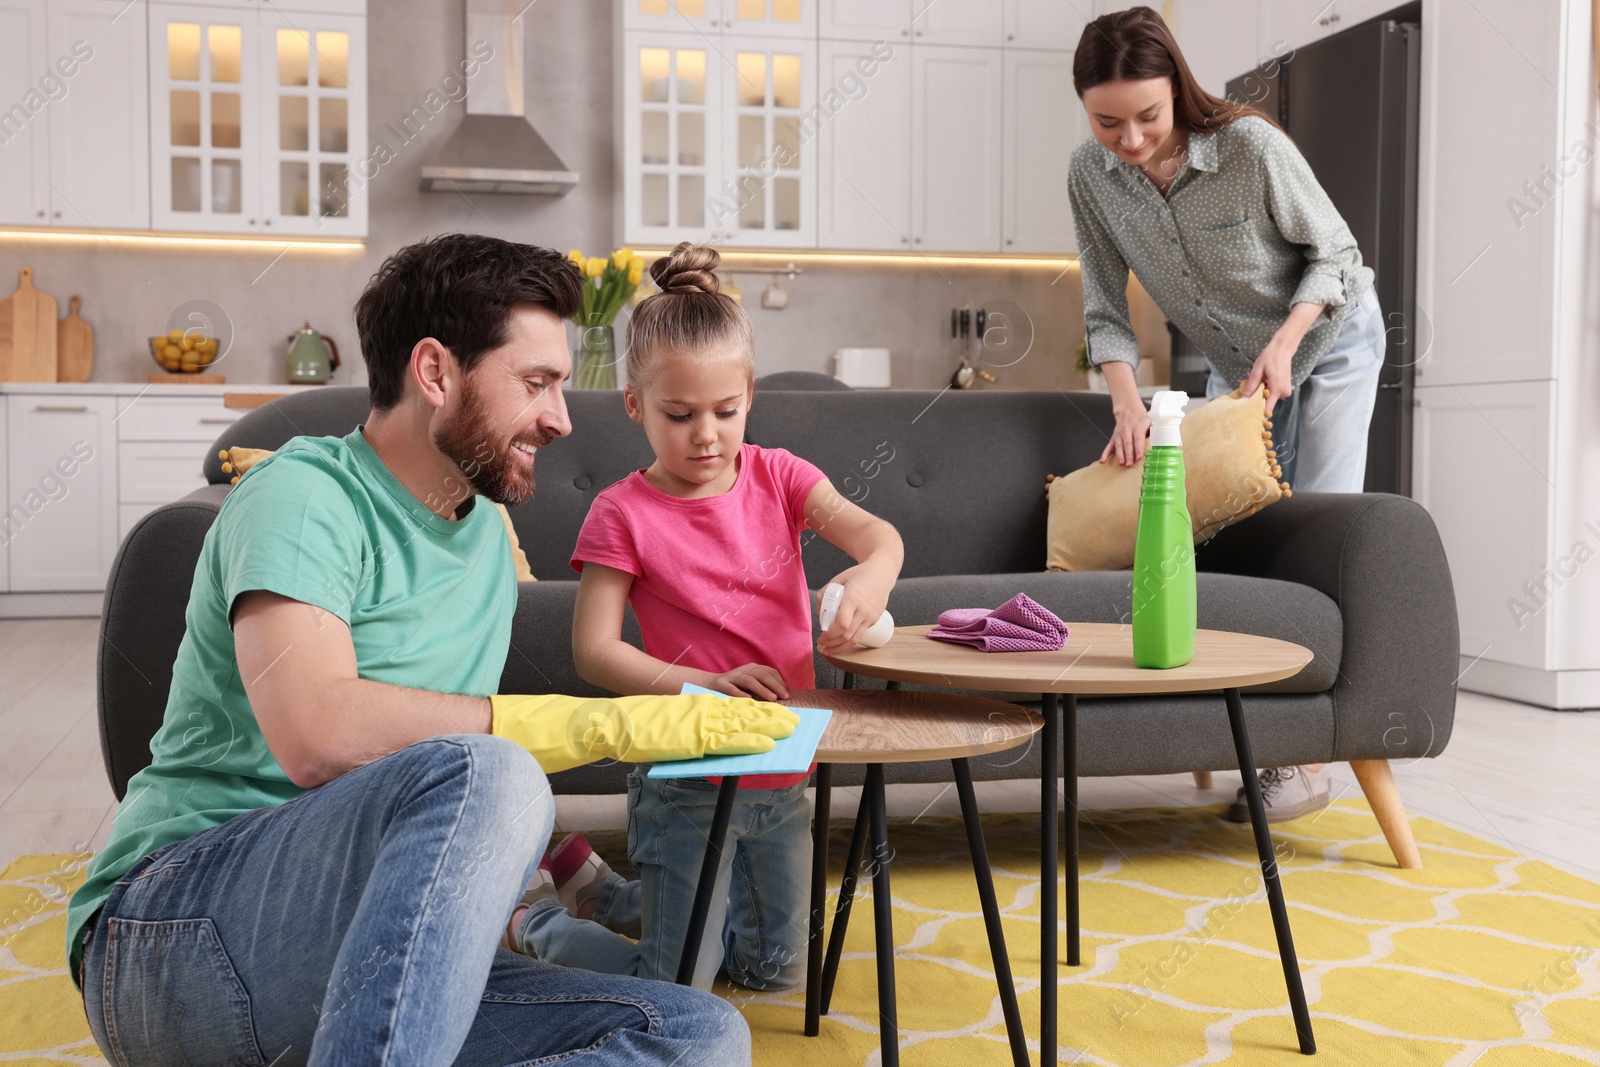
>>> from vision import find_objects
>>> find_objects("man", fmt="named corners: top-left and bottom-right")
top-left (67, 235), bottom-right (796, 1066)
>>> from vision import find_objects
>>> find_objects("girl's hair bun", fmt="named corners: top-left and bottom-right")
top-left (649, 242), bottom-right (722, 295)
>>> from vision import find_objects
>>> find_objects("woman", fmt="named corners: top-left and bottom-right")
top-left (1067, 6), bottom-right (1386, 822)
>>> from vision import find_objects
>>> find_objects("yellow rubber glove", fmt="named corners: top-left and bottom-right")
top-left (489, 693), bottom-right (801, 774)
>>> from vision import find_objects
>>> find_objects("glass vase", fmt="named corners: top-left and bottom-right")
top-left (574, 323), bottom-right (619, 389)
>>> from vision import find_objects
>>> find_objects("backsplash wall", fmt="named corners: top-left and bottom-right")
top-left (0, 0), bottom-right (1166, 393)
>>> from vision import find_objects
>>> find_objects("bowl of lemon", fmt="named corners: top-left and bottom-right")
top-left (149, 329), bottom-right (221, 374)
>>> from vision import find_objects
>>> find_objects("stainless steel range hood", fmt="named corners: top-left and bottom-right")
top-left (420, 0), bottom-right (578, 196)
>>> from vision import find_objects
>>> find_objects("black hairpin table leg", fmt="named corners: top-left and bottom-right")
top-left (675, 775), bottom-right (740, 986)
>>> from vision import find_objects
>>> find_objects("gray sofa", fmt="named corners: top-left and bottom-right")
top-left (98, 385), bottom-right (1459, 867)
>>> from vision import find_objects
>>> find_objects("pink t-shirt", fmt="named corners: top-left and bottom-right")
top-left (572, 443), bottom-right (827, 790)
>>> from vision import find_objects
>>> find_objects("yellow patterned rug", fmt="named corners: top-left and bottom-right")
top-left (5, 801), bottom-right (1599, 1066)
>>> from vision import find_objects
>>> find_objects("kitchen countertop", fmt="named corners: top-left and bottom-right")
top-left (0, 382), bottom-right (339, 396)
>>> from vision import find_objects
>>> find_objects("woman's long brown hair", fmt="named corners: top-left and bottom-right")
top-left (1073, 6), bottom-right (1279, 133)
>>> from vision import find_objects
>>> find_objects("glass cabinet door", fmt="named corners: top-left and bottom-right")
top-left (622, 33), bottom-right (723, 245)
top-left (257, 10), bottom-right (365, 236)
top-left (148, 4), bottom-right (258, 233)
top-left (620, 0), bottom-right (725, 35)
top-left (722, 0), bottom-right (814, 38)
top-left (717, 37), bottom-right (814, 247)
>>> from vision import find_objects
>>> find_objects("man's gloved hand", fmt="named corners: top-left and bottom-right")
top-left (489, 693), bottom-right (800, 774)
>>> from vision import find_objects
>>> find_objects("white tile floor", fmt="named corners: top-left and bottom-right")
top-left (5, 617), bottom-right (1598, 885)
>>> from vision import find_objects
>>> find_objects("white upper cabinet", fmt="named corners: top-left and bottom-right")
top-left (816, 39), bottom-right (911, 249)
top-left (716, 36), bottom-right (816, 246)
top-left (819, 0), bottom-right (911, 41)
top-left (621, 0), bottom-right (815, 37)
top-left (911, 0), bottom-right (1003, 47)
top-left (0, 0), bottom-right (50, 226)
top-left (620, 32), bottom-right (725, 245)
top-left (0, 0), bottom-right (148, 229)
top-left (1169, 0), bottom-right (1265, 94)
top-left (619, 32), bottom-right (814, 246)
top-left (722, 0), bottom-right (816, 38)
top-left (149, 4), bottom-right (261, 233)
top-left (1003, 49), bottom-right (1079, 253)
top-left (1004, 0), bottom-right (1088, 51)
top-left (257, 8), bottom-right (366, 236)
top-left (911, 44), bottom-right (1003, 251)
top-left (49, 1), bottom-right (150, 230)
top-left (148, 2), bottom-right (365, 237)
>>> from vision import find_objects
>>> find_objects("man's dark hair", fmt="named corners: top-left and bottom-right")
top-left (355, 233), bottom-right (583, 411)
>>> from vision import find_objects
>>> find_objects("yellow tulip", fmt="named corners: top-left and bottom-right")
top-left (568, 248), bottom-right (583, 263)
top-left (628, 266), bottom-right (644, 286)
top-left (611, 250), bottom-right (627, 269)
top-left (586, 257), bottom-right (605, 278)
top-left (629, 256), bottom-right (645, 273)
top-left (618, 247), bottom-right (635, 261)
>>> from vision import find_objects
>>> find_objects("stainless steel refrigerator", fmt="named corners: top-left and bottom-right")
top-left (1191, 9), bottom-right (1422, 495)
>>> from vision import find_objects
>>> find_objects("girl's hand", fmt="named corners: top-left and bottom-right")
top-left (1097, 361), bottom-right (1150, 467)
top-left (817, 568), bottom-right (891, 655)
top-left (704, 663), bottom-right (790, 701)
top-left (1243, 334), bottom-right (1296, 414)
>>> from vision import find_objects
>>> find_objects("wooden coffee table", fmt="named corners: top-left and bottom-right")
top-left (825, 622), bottom-right (1318, 1060)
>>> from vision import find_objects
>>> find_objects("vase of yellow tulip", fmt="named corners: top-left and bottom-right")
top-left (569, 247), bottom-right (645, 389)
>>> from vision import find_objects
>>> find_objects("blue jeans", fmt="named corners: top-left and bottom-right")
top-left (518, 774), bottom-right (811, 991)
top-left (1208, 288), bottom-right (1386, 493)
top-left (78, 736), bottom-right (749, 1067)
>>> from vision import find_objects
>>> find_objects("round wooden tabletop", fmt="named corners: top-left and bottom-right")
top-left (822, 622), bottom-right (1313, 696)
top-left (784, 689), bottom-right (1042, 764)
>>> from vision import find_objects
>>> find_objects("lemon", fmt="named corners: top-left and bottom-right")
top-left (166, 328), bottom-right (184, 343)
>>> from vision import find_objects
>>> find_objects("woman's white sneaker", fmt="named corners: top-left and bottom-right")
top-left (1226, 764), bottom-right (1331, 824)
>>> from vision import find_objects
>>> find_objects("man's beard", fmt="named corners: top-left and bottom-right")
top-left (433, 379), bottom-right (551, 509)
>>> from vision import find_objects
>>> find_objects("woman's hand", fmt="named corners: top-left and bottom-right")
top-left (1097, 361), bottom-right (1150, 467)
top-left (1245, 303), bottom-right (1324, 414)
top-left (1242, 334), bottom-right (1296, 414)
top-left (703, 663), bottom-right (790, 701)
top-left (817, 567), bottom-right (892, 655)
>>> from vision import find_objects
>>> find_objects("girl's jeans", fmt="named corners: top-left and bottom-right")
top-left (1208, 287), bottom-right (1386, 493)
top-left (520, 773), bottom-right (811, 992)
top-left (79, 735), bottom-right (749, 1067)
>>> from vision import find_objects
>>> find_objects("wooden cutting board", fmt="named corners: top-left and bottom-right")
top-left (0, 268), bottom-right (58, 382)
top-left (57, 294), bottom-right (93, 382)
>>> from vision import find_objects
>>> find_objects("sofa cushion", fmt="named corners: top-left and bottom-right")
top-left (747, 390), bottom-right (1116, 584)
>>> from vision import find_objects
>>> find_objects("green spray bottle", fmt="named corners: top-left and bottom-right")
top-left (1132, 390), bottom-right (1197, 668)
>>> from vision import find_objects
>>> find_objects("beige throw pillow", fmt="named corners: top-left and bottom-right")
top-left (1045, 385), bottom-right (1290, 572)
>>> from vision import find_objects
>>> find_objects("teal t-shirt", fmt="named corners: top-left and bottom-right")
top-left (66, 427), bottom-right (516, 983)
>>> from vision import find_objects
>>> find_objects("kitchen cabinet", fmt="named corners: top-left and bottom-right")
top-left (0, 0), bottom-right (149, 230)
top-left (911, 44), bottom-right (1003, 252)
top-left (0, 0), bottom-right (49, 226)
top-left (618, 31), bottom-right (726, 245)
top-left (148, 2), bottom-right (367, 236)
top-left (5, 394), bottom-right (118, 593)
top-left (815, 39), bottom-right (912, 249)
top-left (620, 0), bottom-right (814, 37)
top-left (619, 32), bottom-right (815, 246)
top-left (1167, 0), bottom-right (1265, 95)
top-left (819, 0), bottom-right (910, 41)
top-left (1412, 380), bottom-right (1555, 672)
top-left (1003, 0), bottom-right (1088, 51)
top-left (1003, 49), bottom-right (1080, 253)
top-left (912, 0), bottom-right (1003, 48)
top-left (716, 36), bottom-right (817, 246)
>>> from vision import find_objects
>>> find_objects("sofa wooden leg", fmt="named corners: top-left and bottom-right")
top-left (1349, 759), bottom-right (1422, 869)
top-left (1192, 771), bottom-right (1214, 790)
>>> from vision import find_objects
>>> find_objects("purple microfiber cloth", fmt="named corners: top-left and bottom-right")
top-left (926, 593), bottom-right (1069, 652)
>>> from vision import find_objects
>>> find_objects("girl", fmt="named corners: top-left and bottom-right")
top-left (505, 242), bottom-right (904, 989)
top-left (1069, 7), bottom-right (1381, 821)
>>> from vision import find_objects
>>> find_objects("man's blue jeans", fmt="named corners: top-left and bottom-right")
top-left (78, 735), bottom-right (750, 1067)
top-left (518, 773), bottom-right (811, 991)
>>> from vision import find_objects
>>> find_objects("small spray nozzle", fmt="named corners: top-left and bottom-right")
top-left (1148, 390), bottom-right (1190, 423)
